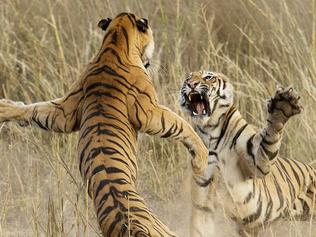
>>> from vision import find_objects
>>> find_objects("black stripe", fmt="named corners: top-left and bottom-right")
top-left (262, 179), bottom-right (273, 222)
top-left (277, 160), bottom-right (296, 202)
top-left (291, 159), bottom-right (306, 183)
top-left (193, 203), bottom-right (213, 213)
top-left (246, 134), bottom-right (256, 164)
top-left (243, 200), bottom-right (262, 224)
top-left (214, 106), bottom-right (237, 149)
top-left (208, 151), bottom-right (219, 160)
top-left (80, 110), bottom-right (117, 128)
top-left (91, 165), bottom-right (106, 177)
top-left (272, 173), bottom-right (284, 211)
top-left (243, 191), bottom-right (252, 204)
top-left (161, 122), bottom-right (177, 138)
top-left (256, 164), bottom-right (270, 176)
top-left (106, 138), bottom-right (133, 162)
top-left (193, 175), bottom-right (213, 187)
top-left (173, 122), bottom-right (184, 139)
top-left (85, 91), bottom-right (125, 105)
top-left (82, 99), bottom-right (98, 115)
top-left (100, 28), bottom-right (115, 49)
top-left (133, 104), bottom-right (142, 129)
top-left (126, 14), bottom-right (135, 26)
top-left (121, 27), bottom-right (130, 54)
top-left (84, 82), bottom-right (126, 95)
top-left (230, 124), bottom-right (248, 149)
top-left (79, 138), bottom-right (93, 175)
top-left (107, 211), bottom-right (124, 236)
top-left (111, 31), bottom-right (118, 45)
top-left (260, 143), bottom-right (278, 160)
top-left (282, 158), bottom-right (301, 186)
top-left (31, 108), bottom-right (49, 130)
top-left (197, 125), bottom-right (208, 135)
top-left (63, 88), bottom-right (83, 101)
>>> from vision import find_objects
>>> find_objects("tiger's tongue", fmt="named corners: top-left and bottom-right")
top-left (195, 102), bottom-right (205, 115)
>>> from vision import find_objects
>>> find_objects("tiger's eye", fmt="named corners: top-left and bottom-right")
top-left (204, 76), bottom-right (216, 82)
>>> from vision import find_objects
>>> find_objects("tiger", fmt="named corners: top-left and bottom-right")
top-left (0, 13), bottom-right (209, 236)
top-left (180, 70), bottom-right (316, 236)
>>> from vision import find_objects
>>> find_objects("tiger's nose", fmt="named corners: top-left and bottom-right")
top-left (188, 80), bottom-right (200, 89)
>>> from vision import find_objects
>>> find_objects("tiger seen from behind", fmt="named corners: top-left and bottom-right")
top-left (0, 13), bottom-right (209, 236)
top-left (180, 70), bottom-right (316, 236)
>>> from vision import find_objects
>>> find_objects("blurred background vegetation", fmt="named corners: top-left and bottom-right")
top-left (0, 0), bottom-right (315, 236)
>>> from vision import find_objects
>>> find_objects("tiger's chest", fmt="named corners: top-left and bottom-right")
top-left (215, 149), bottom-right (253, 202)
top-left (195, 125), bottom-right (256, 217)
top-left (206, 147), bottom-right (255, 218)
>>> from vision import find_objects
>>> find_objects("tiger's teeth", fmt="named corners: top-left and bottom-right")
top-left (193, 111), bottom-right (198, 116)
top-left (200, 95), bottom-right (203, 99)
top-left (188, 95), bottom-right (192, 101)
top-left (203, 110), bottom-right (206, 115)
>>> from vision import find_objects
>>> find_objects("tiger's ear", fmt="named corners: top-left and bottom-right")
top-left (98, 18), bottom-right (112, 31)
top-left (136, 18), bottom-right (148, 33)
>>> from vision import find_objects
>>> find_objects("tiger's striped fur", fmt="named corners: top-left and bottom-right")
top-left (0, 13), bottom-right (208, 236)
top-left (180, 70), bottom-right (316, 236)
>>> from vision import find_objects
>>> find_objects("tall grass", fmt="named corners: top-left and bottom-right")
top-left (0, 0), bottom-right (315, 236)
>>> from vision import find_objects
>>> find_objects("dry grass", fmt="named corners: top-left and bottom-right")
top-left (0, 0), bottom-right (315, 236)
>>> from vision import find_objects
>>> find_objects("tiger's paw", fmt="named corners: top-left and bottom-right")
top-left (0, 99), bottom-right (29, 126)
top-left (267, 86), bottom-right (302, 125)
top-left (191, 146), bottom-right (208, 175)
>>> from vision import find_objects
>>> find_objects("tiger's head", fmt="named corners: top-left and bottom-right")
top-left (97, 12), bottom-right (154, 69)
top-left (180, 70), bottom-right (234, 119)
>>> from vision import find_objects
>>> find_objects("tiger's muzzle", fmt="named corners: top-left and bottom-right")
top-left (181, 90), bottom-right (210, 117)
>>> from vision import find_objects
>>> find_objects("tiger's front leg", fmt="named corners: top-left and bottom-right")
top-left (260, 86), bottom-right (302, 162)
top-left (191, 164), bottom-right (218, 237)
top-left (242, 86), bottom-right (303, 177)
top-left (142, 105), bottom-right (208, 175)
top-left (0, 82), bottom-right (83, 133)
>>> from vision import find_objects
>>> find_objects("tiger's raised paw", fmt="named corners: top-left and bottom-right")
top-left (267, 86), bottom-right (303, 123)
top-left (0, 99), bottom-right (29, 126)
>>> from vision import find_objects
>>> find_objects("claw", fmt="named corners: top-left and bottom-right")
top-left (288, 88), bottom-right (293, 93)
top-left (276, 86), bottom-right (283, 92)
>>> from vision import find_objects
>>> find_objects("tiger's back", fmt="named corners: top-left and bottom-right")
top-left (73, 13), bottom-right (208, 236)
top-left (78, 14), bottom-right (174, 236)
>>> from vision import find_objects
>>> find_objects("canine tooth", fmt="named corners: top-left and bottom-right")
top-left (200, 95), bottom-right (203, 99)
top-left (188, 95), bottom-right (192, 101)
top-left (193, 111), bottom-right (198, 116)
top-left (203, 110), bottom-right (206, 115)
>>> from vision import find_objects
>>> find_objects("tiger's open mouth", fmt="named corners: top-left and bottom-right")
top-left (184, 91), bottom-right (210, 116)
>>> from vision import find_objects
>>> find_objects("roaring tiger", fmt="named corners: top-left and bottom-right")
top-left (180, 70), bottom-right (316, 236)
top-left (0, 13), bottom-right (208, 236)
